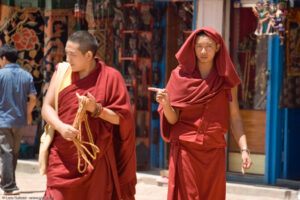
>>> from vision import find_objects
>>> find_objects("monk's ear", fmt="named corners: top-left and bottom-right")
top-left (85, 50), bottom-right (94, 61)
top-left (216, 43), bottom-right (220, 52)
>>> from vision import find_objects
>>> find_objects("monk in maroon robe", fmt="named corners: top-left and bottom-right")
top-left (42, 31), bottom-right (136, 200)
top-left (149, 27), bottom-right (252, 200)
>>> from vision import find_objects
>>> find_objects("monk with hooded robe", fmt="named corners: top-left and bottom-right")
top-left (149, 27), bottom-right (252, 200)
top-left (42, 31), bottom-right (136, 200)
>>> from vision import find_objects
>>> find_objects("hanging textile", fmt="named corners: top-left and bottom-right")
top-left (280, 8), bottom-right (300, 108)
top-left (0, 5), bottom-right (44, 120)
top-left (43, 9), bottom-right (76, 89)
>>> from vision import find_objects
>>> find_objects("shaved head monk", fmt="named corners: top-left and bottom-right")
top-left (42, 31), bottom-right (136, 200)
top-left (149, 27), bottom-right (252, 200)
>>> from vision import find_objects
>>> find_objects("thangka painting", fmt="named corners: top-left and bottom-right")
top-left (0, 5), bottom-right (44, 121)
top-left (280, 8), bottom-right (300, 108)
top-left (286, 8), bottom-right (300, 76)
top-left (43, 9), bottom-right (76, 87)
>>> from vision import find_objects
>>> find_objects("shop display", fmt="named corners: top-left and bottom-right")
top-left (118, 2), bottom-right (154, 170)
top-left (231, 7), bottom-right (269, 110)
top-left (151, 27), bottom-right (164, 62)
top-left (252, 0), bottom-right (289, 45)
top-left (286, 8), bottom-right (300, 76)
top-left (280, 8), bottom-right (300, 108)
top-left (177, 2), bottom-right (193, 47)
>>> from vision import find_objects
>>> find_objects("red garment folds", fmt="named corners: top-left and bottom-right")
top-left (158, 27), bottom-right (241, 200)
top-left (45, 59), bottom-right (136, 200)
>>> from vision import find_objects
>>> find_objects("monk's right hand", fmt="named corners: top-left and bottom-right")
top-left (148, 87), bottom-right (170, 107)
top-left (57, 123), bottom-right (80, 141)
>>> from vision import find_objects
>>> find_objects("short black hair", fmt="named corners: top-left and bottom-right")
top-left (68, 31), bottom-right (99, 56)
top-left (196, 31), bottom-right (208, 37)
top-left (0, 44), bottom-right (18, 63)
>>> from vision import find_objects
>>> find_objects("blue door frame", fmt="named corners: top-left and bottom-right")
top-left (265, 35), bottom-right (285, 184)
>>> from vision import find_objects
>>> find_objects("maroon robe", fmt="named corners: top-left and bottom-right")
top-left (45, 59), bottom-right (136, 200)
top-left (158, 27), bottom-right (241, 200)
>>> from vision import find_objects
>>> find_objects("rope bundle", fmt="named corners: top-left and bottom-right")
top-left (72, 96), bottom-right (100, 173)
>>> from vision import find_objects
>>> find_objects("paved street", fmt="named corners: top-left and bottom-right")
top-left (0, 170), bottom-right (298, 200)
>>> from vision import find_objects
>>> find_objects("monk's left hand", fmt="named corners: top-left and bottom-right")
top-left (76, 92), bottom-right (97, 113)
top-left (241, 151), bottom-right (252, 169)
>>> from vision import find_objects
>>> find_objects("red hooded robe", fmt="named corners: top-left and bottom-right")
top-left (45, 59), bottom-right (136, 200)
top-left (158, 27), bottom-right (241, 200)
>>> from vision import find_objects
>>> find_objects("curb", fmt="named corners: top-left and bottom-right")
top-left (226, 182), bottom-right (298, 199)
top-left (16, 159), bottom-right (299, 199)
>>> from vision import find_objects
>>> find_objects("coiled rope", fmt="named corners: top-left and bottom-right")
top-left (72, 96), bottom-right (100, 173)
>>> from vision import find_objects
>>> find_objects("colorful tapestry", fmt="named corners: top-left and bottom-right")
top-left (89, 28), bottom-right (107, 62)
top-left (280, 8), bottom-right (300, 108)
top-left (43, 9), bottom-right (75, 87)
top-left (89, 18), bottom-right (114, 67)
top-left (0, 5), bottom-right (44, 121)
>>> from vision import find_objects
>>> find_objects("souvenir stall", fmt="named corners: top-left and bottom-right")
top-left (78, 0), bottom-right (196, 170)
top-left (229, 0), bottom-right (272, 177)
top-left (150, 1), bottom-right (195, 169)
top-left (229, 0), bottom-right (300, 188)
top-left (115, 0), bottom-right (195, 170)
top-left (0, 0), bottom-right (197, 170)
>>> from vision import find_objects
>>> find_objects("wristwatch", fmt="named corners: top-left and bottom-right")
top-left (240, 147), bottom-right (250, 155)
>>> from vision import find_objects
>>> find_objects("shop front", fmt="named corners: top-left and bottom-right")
top-left (1, 0), bottom-right (299, 188)
top-left (227, 0), bottom-right (300, 188)
top-left (0, 0), bottom-right (198, 171)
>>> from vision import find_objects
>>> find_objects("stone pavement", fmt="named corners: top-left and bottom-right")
top-left (0, 159), bottom-right (298, 200)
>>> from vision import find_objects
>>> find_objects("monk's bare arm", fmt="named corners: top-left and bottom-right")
top-left (99, 108), bottom-right (120, 125)
top-left (162, 104), bottom-right (179, 125)
top-left (148, 87), bottom-right (179, 124)
top-left (41, 71), bottom-right (62, 128)
top-left (229, 86), bottom-right (252, 169)
top-left (229, 87), bottom-right (247, 149)
top-left (42, 72), bottom-right (79, 141)
top-left (83, 93), bottom-right (120, 125)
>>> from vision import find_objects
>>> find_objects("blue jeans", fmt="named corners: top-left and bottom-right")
top-left (0, 128), bottom-right (22, 192)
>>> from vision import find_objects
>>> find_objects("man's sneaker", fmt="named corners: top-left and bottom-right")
top-left (0, 189), bottom-right (20, 195)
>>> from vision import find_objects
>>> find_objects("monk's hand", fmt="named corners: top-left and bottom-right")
top-left (57, 123), bottom-right (80, 141)
top-left (148, 87), bottom-right (170, 107)
top-left (76, 92), bottom-right (97, 113)
top-left (241, 151), bottom-right (252, 170)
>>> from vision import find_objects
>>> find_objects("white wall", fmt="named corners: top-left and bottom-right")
top-left (195, 0), bottom-right (231, 49)
top-left (196, 0), bottom-right (224, 36)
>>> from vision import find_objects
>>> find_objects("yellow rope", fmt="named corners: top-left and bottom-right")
top-left (72, 96), bottom-right (100, 173)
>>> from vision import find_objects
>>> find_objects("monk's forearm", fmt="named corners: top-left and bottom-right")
top-left (163, 104), bottom-right (179, 125)
top-left (41, 104), bottom-right (64, 130)
top-left (231, 116), bottom-right (248, 149)
top-left (99, 108), bottom-right (120, 125)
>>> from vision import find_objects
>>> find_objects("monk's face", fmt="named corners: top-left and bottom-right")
top-left (194, 35), bottom-right (220, 65)
top-left (65, 41), bottom-right (91, 72)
